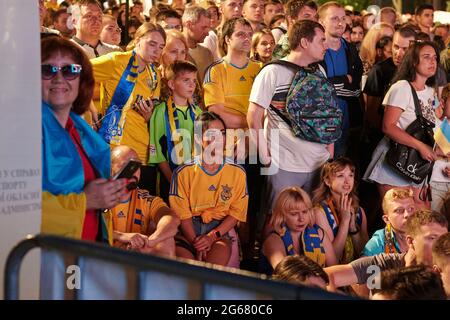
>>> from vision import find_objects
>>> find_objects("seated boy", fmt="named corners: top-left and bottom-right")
top-left (362, 188), bottom-right (415, 256)
top-left (111, 145), bottom-right (180, 257)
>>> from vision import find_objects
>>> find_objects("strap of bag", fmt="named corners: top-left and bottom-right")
top-left (419, 170), bottom-right (433, 202)
top-left (408, 82), bottom-right (426, 126)
top-left (409, 82), bottom-right (434, 202)
top-left (262, 60), bottom-right (302, 127)
top-left (269, 104), bottom-right (292, 126)
top-left (264, 59), bottom-right (303, 73)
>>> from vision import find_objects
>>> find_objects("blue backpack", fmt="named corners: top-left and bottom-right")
top-left (267, 60), bottom-right (343, 144)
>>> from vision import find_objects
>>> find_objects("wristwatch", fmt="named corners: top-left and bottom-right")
top-left (208, 229), bottom-right (221, 241)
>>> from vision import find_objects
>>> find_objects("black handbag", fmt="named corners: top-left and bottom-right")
top-left (385, 82), bottom-right (435, 185)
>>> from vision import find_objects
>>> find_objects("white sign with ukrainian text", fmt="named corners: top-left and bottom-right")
top-left (0, 0), bottom-right (41, 300)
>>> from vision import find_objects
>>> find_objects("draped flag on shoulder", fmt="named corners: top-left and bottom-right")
top-left (434, 117), bottom-right (450, 155)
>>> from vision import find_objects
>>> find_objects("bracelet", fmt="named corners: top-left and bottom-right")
top-left (207, 229), bottom-right (221, 242)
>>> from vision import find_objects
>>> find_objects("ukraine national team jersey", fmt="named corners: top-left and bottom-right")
top-left (111, 188), bottom-right (168, 239)
top-left (91, 51), bottom-right (161, 163)
top-left (203, 58), bottom-right (262, 116)
top-left (169, 160), bottom-right (248, 223)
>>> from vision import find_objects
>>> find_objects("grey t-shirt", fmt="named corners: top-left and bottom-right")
top-left (350, 253), bottom-right (406, 284)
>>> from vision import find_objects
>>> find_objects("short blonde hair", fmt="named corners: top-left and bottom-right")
top-left (406, 210), bottom-right (448, 237)
top-left (382, 188), bottom-right (414, 214)
top-left (317, 1), bottom-right (342, 21)
top-left (102, 14), bottom-right (116, 26)
top-left (270, 186), bottom-right (313, 234)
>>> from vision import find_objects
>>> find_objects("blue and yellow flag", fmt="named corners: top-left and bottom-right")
top-left (434, 118), bottom-right (450, 155)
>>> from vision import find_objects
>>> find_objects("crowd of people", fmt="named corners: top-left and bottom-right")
top-left (38, 0), bottom-right (450, 299)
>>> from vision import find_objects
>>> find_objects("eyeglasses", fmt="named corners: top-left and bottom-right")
top-left (41, 64), bottom-right (82, 80)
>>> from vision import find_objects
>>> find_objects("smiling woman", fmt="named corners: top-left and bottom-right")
top-left (41, 37), bottom-right (128, 242)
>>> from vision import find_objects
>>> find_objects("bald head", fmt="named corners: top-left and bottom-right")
top-left (111, 146), bottom-right (140, 177)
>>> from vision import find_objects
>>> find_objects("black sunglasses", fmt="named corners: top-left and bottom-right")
top-left (41, 64), bottom-right (82, 80)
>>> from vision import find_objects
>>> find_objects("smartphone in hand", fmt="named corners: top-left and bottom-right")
top-left (113, 159), bottom-right (141, 180)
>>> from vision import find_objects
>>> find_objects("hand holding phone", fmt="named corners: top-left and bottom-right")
top-left (132, 96), bottom-right (154, 122)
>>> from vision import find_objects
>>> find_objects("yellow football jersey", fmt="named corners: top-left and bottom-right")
top-left (203, 59), bottom-right (262, 116)
top-left (91, 51), bottom-right (161, 163)
top-left (169, 160), bottom-right (248, 223)
top-left (111, 188), bottom-right (168, 236)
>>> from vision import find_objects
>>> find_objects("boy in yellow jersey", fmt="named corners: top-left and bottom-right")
top-left (91, 23), bottom-right (165, 194)
top-left (149, 61), bottom-right (202, 201)
top-left (203, 17), bottom-right (262, 130)
top-left (111, 146), bottom-right (180, 257)
top-left (170, 112), bottom-right (248, 266)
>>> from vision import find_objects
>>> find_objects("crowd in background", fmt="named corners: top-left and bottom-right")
top-left (38, 0), bottom-right (450, 299)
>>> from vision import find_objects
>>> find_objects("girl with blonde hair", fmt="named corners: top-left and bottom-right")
top-left (260, 187), bottom-right (337, 274)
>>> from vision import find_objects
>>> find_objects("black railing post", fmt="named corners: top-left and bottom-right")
top-left (4, 236), bottom-right (39, 300)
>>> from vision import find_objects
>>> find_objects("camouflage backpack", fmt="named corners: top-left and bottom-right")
top-left (267, 60), bottom-right (343, 144)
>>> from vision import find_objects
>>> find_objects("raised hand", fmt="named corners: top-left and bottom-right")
top-left (338, 193), bottom-right (353, 223)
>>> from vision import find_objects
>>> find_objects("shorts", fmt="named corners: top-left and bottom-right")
top-left (175, 216), bottom-right (232, 256)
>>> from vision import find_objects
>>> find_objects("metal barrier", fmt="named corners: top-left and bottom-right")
top-left (4, 234), bottom-right (349, 300)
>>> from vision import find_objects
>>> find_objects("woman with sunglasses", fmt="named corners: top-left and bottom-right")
top-left (41, 36), bottom-right (128, 243)
top-left (364, 41), bottom-right (441, 209)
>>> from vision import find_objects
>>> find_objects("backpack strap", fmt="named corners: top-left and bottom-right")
top-left (269, 104), bottom-right (292, 126)
top-left (261, 59), bottom-right (302, 73)
top-left (260, 60), bottom-right (303, 127)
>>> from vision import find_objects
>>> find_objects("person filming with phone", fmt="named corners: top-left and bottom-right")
top-left (111, 146), bottom-right (180, 257)
top-left (41, 36), bottom-right (128, 243)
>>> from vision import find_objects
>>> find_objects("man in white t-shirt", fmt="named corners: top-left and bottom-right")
top-left (247, 20), bottom-right (331, 219)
